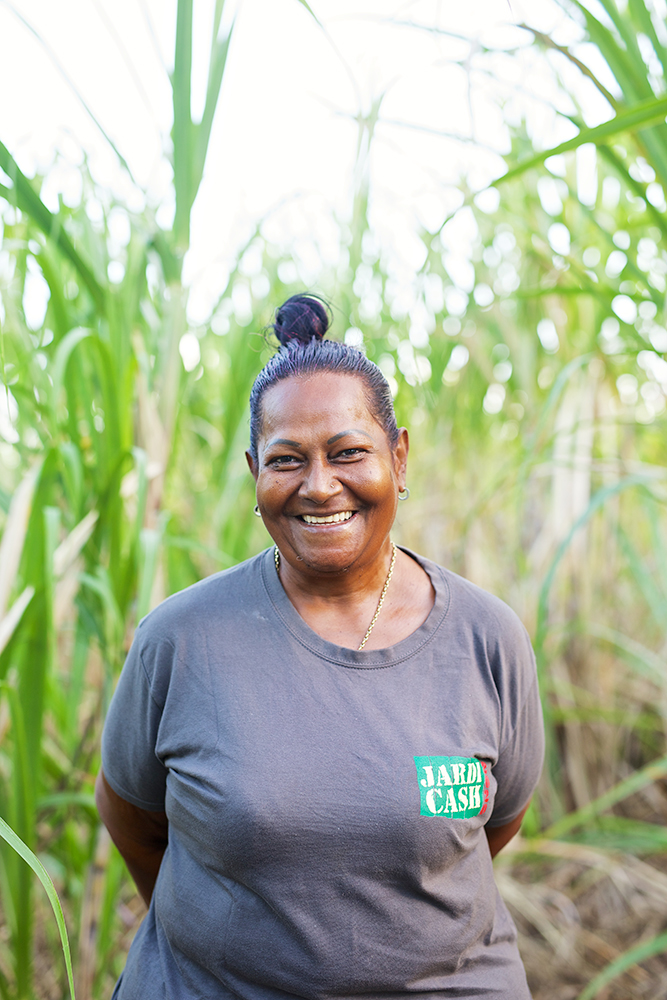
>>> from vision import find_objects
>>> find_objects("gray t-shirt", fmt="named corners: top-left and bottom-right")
top-left (102, 547), bottom-right (543, 1000)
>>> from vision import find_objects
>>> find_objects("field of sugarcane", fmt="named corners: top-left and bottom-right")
top-left (1, 1), bottom-right (667, 998)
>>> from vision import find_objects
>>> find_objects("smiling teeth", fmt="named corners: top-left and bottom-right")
top-left (302, 511), bottom-right (354, 524)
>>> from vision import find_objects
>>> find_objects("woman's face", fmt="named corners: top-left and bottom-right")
top-left (247, 372), bottom-right (408, 577)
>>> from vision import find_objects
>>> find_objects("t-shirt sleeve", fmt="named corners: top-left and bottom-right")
top-left (101, 625), bottom-right (170, 811)
top-left (486, 623), bottom-right (544, 828)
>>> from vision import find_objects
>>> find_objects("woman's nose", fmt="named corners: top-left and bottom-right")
top-left (298, 459), bottom-right (342, 503)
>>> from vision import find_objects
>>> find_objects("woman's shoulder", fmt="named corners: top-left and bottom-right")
top-left (408, 548), bottom-right (531, 646)
top-left (133, 548), bottom-right (269, 645)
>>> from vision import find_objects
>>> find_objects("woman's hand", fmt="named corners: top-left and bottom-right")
top-left (95, 769), bottom-right (169, 907)
top-left (484, 802), bottom-right (530, 859)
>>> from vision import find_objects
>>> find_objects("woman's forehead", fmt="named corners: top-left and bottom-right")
top-left (261, 373), bottom-right (374, 422)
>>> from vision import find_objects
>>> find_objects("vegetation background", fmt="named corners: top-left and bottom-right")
top-left (0, 0), bottom-right (666, 997)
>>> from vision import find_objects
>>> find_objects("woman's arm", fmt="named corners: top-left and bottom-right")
top-left (484, 801), bottom-right (530, 859)
top-left (95, 769), bottom-right (169, 907)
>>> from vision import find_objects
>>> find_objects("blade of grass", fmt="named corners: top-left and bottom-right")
top-left (193, 0), bottom-right (235, 183)
top-left (1, 678), bottom-right (35, 996)
top-left (628, 0), bottom-right (667, 79)
top-left (0, 587), bottom-right (35, 658)
top-left (172, 0), bottom-right (194, 252)
top-left (535, 476), bottom-right (651, 658)
top-left (0, 463), bottom-right (41, 618)
top-left (0, 815), bottom-right (76, 1000)
top-left (499, 95), bottom-right (667, 184)
top-left (563, 815), bottom-right (667, 854)
top-left (295, 0), bottom-right (324, 26)
top-left (581, 623), bottom-right (665, 686)
top-left (0, 143), bottom-right (105, 311)
top-left (136, 512), bottom-right (170, 622)
top-left (53, 512), bottom-right (99, 579)
top-left (518, 24), bottom-right (618, 108)
top-left (617, 525), bottom-right (667, 629)
top-left (544, 751), bottom-right (667, 840)
top-left (577, 930), bottom-right (667, 1000)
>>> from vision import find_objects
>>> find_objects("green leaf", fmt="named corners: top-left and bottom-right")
top-left (617, 526), bottom-right (667, 629)
top-left (0, 142), bottom-right (105, 312)
top-left (582, 623), bottom-right (665, 685)
top-left (544, 752), bottom-right (667, 840)
top-left (193, 16), bottom-right (235, 185)
top-left (500, 95), bottom-right (667, 183)
top-left (294, 0), bottom-right (324, 27)
top-left (50, 327), bottom-right (92, 425)
top-left (172, 0), bottom-right (194, 251)
top-left (564, 816), bottom-right (667, 854)
top-left (535, 476), bottom-right (652, 657)
top-left (577, 930), bottom-right (667, 1000)
top-left (37, 792), bottom-right (97, 812)
top-left (627, 0), bottom-right (667, 79)
top-left (0, 814), bottom-right (76, 1000)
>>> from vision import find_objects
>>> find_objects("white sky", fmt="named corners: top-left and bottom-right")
top-left (0, 0), bottom-right (606, 319)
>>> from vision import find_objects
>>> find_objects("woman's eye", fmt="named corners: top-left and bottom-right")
top-left (269, 455), bottom-right (300, 467)
top-left (337, 448), bottom-right (365, 459)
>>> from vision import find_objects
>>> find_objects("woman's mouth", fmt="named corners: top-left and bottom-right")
top-left (299, 511), bottom-right (356, 525)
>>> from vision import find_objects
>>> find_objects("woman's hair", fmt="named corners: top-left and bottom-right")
top-left (248, 294), bottom-right (399, 462)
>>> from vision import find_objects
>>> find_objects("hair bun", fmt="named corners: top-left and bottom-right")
top-left (271, 294), bottom-right (331, 347)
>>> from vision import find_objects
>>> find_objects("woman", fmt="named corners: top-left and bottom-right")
top-left (96, 294), bottom-right (544, 1000)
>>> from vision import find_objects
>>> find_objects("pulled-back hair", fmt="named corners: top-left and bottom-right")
top-left (248, 294), bottom-right (399, 462)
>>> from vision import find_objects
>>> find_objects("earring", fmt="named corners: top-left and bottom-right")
top-left (253, 504), bottom-right (262, 517)
top-left (398, 487), bottom-right (410, 501)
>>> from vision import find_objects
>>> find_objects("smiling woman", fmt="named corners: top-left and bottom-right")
top-left (248, 369), bottom-right (429, 650)
top-left (96, 294), bottom-right (544, 1000)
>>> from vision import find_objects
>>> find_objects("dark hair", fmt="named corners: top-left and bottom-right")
top-left (248, 294), bottom-right (399, 462)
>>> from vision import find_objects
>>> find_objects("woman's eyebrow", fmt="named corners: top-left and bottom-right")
top-left (327, 429), bottom-right (376, 445)
top-left (268, 438), bottom-right (301, 448)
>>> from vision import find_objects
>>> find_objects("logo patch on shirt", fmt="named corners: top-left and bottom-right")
top-left (414, 756), bottom-right (489, 818)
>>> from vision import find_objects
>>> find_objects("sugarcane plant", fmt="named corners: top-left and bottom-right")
top-left (0, 1), bottom-right (247, 995)
top-left (0, 0), bottom-right (666, 998)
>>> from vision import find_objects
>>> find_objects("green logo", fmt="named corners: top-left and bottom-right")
top-left (414, 756), bottom-right (488, 818)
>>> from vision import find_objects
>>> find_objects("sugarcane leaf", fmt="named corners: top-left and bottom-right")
top-left (294, 0), bottom-right (324, 28)
top-left (172, 0), bottom-right (194, 250)
top-left (617, 526), bottom-right (667, 629)
top-left (50, 328), bottom-right (93, 425)
top-left (582, 623), bottom-right (665, 685)
top-left (0, 588), bottom-right (34, 658)
top-left (564, 816), bottom-right (667, 854)
top-left (544, 751), bottom-right (667, 839)
top-left (194, 15), bottom-right (235, 186)
top-left (627, 0), bottom-right (667, 79)
top-left (0, 814), bottom-right (76, 1000)
top-left (577, 930), bottom-right (667, 1000)
top-left (500, 95), bottom-right (667, 184)
top-left (518, 23), bottom-right (617, 109)
top-left (562, 0), bottom-right (649, 102)
top-left (597, 143), bottom-right (667, 241)
top-left (535, 476), bottom-right (653, 656)
top-left (0, 143), bottom-right (105, 311)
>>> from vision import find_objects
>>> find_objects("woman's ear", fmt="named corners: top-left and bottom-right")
top-left (394, 428), bottom-right (409, 489)
top-left (245, 450), bottom-right (258, 482)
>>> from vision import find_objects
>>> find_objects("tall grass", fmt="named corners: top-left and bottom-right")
top-left (0, 0), bottom-right (666, 997)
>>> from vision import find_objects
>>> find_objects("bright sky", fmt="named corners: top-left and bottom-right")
top-left (0, 0), bottom-right (604, 319)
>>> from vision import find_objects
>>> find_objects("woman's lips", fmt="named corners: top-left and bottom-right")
top-left (297, 511), bottom-right (356, 525)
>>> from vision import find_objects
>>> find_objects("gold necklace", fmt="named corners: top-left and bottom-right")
top-left (274, 542), bottom-right (397, 651)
